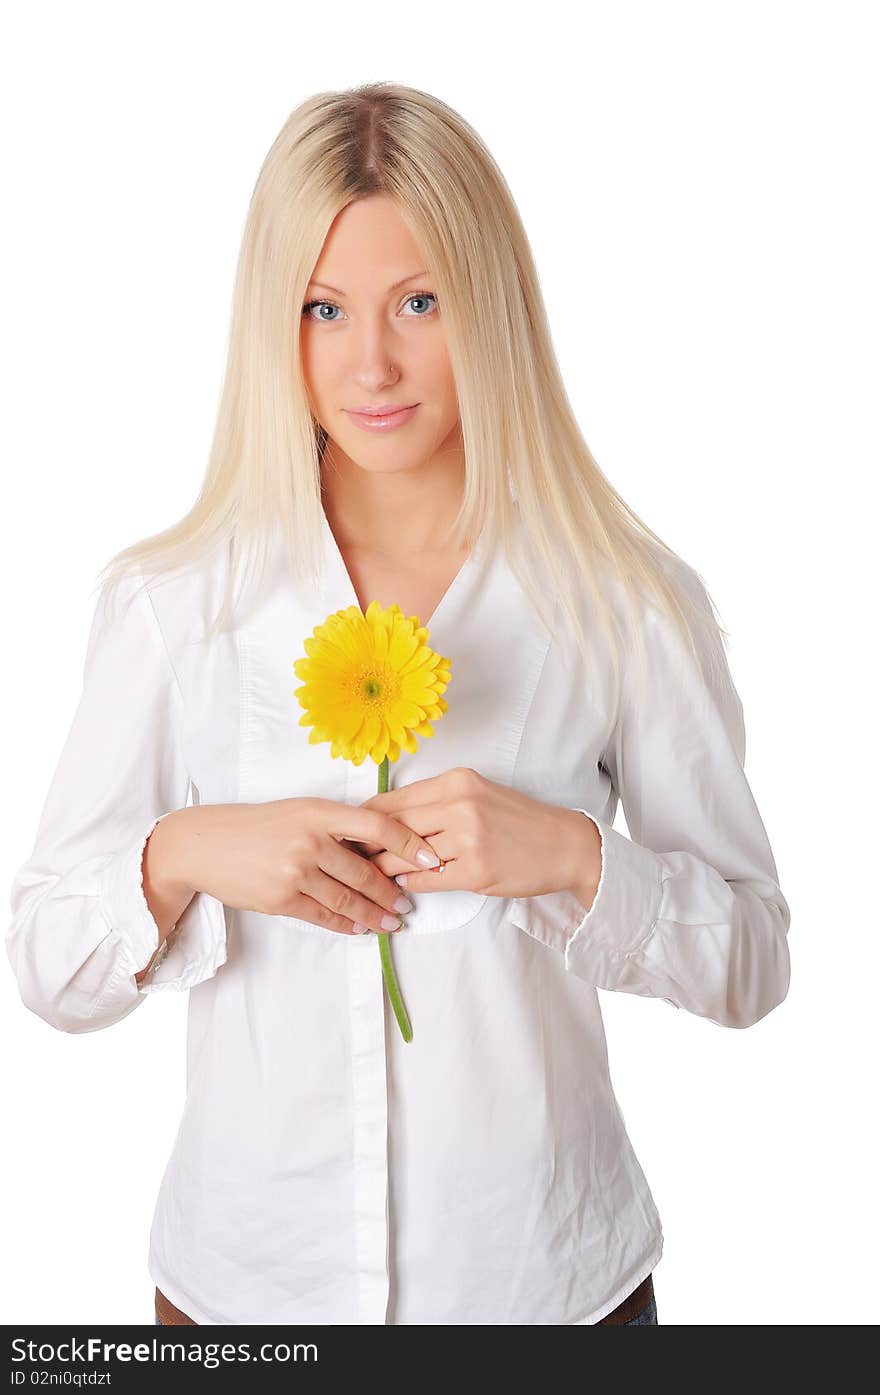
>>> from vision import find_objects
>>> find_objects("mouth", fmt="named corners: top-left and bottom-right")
top-left (345, 403), bottom-right (420, 431)
top-left (347, 403), bottom-right (417, 416)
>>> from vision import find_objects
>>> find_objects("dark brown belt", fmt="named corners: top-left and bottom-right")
top-left (594, 1271), bottom-right (654, 1325)
top-left (155, 1287), bottom-right (198, 1325)
top-left (155, 1272), bottom-right (654, 1326)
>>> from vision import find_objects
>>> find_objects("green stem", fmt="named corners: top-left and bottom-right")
top-left (376, 755), bottom-right (413, 1042)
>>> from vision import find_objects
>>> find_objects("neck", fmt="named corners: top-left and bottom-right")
top-left (319, 427), bottom-right (470, 555)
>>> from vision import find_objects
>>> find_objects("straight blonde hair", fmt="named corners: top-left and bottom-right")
top-left (96, 81), bottom-right (732, 720)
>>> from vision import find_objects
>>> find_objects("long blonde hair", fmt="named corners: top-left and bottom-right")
top-left (96, 80), bottom-right (732, 719)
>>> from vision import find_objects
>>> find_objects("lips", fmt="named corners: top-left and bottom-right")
top-left (345, 404), bottom-right (419, 432)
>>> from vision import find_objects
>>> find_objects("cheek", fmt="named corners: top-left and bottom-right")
top-left (420, 343), bottom-right (457, 405)
top-left (300, 331), bottom-right (339, 392)
top-left (299, 334), bottom-right (315, 392)
top-left (438, 369), bottom-right (460, 423)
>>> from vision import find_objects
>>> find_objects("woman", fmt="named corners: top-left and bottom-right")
top-left (7, 82), bottom-right (790, 1326)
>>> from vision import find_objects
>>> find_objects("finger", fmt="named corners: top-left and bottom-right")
top-left (367, 850), bottom-right (399, 877)
top-left (368, 832), bottom-right (454, 878)
top-left (391, 858), bottom-right (462, 894)
top-left (310, 854), bottom-right (411, 933)
top-left (359, 777), bottom-right (438, 813)
top-left (340, 835), bottom-right (385, 859)
top-left (289, 890), bottom-right (365, 937)
top-left (331, 807), bottom-right (441, 870)
top-left (377, 809), bottom-right (446, 870)
top-left (365, 805), bottom-right (451, 874)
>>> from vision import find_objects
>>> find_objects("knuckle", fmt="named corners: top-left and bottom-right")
top-left (287, 859), bottom-right (308, 892)
top-left (351, 857), bottom-right (372, 888)
top-left (285, 891), bottom-right (315, 922)
top-left (455, 766), bottom-right (481, 790)
top-left (367, 863), bottom-right (394, 903)
top-left (403, 829), bottom-right (423, 860)
top-left (289, 837), bottom-right (317, 876)
top-left (310, 901), bottom-right (332, 927)
top-left (335, 885), bottom-right (355, 917)
top-left (465, 821), bottom-right (481, 849)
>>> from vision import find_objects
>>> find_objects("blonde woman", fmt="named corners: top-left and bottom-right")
top-left (7, 82), bottom-right (790, 1327)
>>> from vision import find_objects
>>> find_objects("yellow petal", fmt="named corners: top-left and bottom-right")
top-left (291, 601), bottom-right (452, 763)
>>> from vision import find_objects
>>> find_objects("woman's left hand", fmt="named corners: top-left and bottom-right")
top-left (353, 767), bottom-right (600, 900)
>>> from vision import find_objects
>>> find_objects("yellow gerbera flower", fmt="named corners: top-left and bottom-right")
top-left (292, 600), bottom-right (452, 766)
top-left (292, 599), bottom-right (451, 1044)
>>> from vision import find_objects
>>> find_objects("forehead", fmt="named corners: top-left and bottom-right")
top-left (309, 198), bottom-right (430, 290)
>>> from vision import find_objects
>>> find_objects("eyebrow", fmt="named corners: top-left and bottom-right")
top-left (306, 271), bottom-right (429, 297)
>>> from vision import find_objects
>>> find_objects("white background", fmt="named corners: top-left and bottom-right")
top-left (2, 0), bottom-right (876, 1326)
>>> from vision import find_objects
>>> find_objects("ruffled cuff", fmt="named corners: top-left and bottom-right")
top-left (99, 813), bottom-right (228, 995)
top-left (507, 810), bottom-right (665, 977)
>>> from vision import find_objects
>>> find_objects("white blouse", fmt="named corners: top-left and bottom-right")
top-left (6, 506), bottom-right (791, 1325)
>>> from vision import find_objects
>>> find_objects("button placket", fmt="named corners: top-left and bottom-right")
top-left (344, 757), bottom-right (392, 1324)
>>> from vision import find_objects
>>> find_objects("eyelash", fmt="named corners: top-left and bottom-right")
top-left (301, 291), bottom-right (438, 321)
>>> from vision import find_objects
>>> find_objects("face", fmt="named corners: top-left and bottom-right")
top-left (300, 196), bottom-right (461, 475)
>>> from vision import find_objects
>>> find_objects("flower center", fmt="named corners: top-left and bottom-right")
top-left (358, 665), bottom-right (402, 707)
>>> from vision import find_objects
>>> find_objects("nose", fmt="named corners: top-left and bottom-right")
top-left (350, 314), bottom-right (404, 386)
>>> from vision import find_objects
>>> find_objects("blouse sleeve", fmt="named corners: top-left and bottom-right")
top-left (508, 567), bottom-right (791, 1029)
top-left (5, 570), bottom-right (228, 1034)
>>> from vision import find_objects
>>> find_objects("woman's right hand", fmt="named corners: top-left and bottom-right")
top-left (160, 798), bottom-right (440, 936)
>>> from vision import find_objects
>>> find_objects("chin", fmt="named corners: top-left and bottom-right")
top-left (351, 452), bottom-right (429, 474)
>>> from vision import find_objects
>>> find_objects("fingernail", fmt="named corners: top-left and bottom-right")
top-left (352, 923), bottom-right (368, 935)
top-left (395, 874), bottom-right (408, 888)
top-left (417, 849), bottom-right (441, 868)
top-left (381, 914), bottom-right (402, 932)
top-left (393, 894), bottom-right (413, 913)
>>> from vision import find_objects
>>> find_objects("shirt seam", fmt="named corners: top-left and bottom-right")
top-left (509, 592), bottom-right (559, 789)
top-left (140, 576), bottom-right (185, 704)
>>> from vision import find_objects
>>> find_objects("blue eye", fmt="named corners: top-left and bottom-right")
top-left (302, 299), bottom-right (343, 322)
top-left (301, 292), bottom-right (438, 322)
top-left (401, 293), bottom-right (437, 317)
